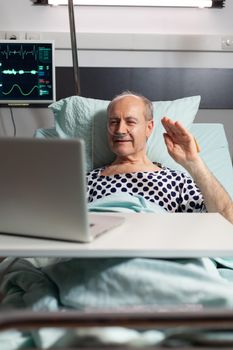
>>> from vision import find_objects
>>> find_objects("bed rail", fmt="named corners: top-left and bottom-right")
top-left (1, 308), bottom-right (233, 330)
top-left (1, 309), bottom-right (233, 349)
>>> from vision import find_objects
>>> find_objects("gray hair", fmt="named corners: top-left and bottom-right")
top-left (107, 90), bottom-right (153, 121)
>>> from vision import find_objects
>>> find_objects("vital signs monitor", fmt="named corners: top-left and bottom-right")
top-left (0, 40), bottom-right (55, 105)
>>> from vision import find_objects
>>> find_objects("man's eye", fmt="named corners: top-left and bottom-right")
top-left (109, 120), bottom-right (119, 126)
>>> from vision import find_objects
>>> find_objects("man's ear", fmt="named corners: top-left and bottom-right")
top-left (146, 119), bottom-right (154, 138)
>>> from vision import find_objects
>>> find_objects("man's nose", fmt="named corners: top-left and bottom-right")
top-left (116, 121), bottom-right (127, 133)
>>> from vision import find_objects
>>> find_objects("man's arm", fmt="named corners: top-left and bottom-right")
top-left (161, 117), bottom-right (233, 224)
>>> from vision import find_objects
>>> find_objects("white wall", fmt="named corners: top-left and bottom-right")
top-left (1, 0), bottom-right (233, 34)
top-left (0, 0), bottom-right (232, 160)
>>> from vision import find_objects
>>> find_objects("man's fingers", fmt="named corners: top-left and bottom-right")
top-left (162, 117), bottom-right (187, 137)
top-left (162, 117), bottom-right (200, 153)
top-left (163, 133), bottom-right (174, 151)
top-left (173, 121), bottom-right (190, 137)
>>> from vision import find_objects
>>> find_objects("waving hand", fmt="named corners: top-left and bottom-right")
top-left (161, 117), bottom-right (233, 224)
top-left (161, 117), bottom-right (200, 167)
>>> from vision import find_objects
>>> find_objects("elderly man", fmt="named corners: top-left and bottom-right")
top-left (87, 91), bottom-right (233, 224)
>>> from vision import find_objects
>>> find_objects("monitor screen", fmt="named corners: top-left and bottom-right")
top-left (0, 40), bottom-right (56, 105)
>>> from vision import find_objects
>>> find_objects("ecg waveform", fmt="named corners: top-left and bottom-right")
top-left (1, 44), bottom-right (39, 60)
top-left (0, 44), bottom-right (51, 63)
top-left (0, 44), bottom-right (51, 62)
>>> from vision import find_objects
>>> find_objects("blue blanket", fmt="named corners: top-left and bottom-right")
top-left (1, 194), bottom-right (233, 349)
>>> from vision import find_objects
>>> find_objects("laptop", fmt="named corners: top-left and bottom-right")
top-left (0, 138), bottom-right (124, 243)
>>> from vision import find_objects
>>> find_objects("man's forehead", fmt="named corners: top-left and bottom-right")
top-left (112, 94), bottom-right (142, 104)
top-left (109, 95), bottom-right (144, 114)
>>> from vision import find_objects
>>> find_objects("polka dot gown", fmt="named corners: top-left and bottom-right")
top-left (87, 166), bottom-right (206, 213)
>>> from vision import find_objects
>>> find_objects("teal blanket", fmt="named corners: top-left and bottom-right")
top-left (1, 194), bottom-right (233, 349)
top-left (88, 193), bottom-right (166, 213)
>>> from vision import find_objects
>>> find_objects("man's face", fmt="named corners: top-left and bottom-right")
top-left (107, 96), bottom-right (154, 158)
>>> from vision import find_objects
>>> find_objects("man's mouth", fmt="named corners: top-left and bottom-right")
top-left (114, 139), bottom-right (132, 143)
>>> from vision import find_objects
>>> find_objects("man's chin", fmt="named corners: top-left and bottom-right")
top-left (110, 141), bottom-right (134, 156)
top-left (112, 150), bottom-right (134, 157)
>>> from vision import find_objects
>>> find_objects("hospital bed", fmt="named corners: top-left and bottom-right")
top-left (0, 93), bottom-right (233, 349)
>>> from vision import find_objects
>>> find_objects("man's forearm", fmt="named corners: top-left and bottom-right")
top-left (183, 157), bottom-right (233, 224)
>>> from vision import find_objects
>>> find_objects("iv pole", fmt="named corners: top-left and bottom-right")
top-left (67, 0), bottom-right (81, 95)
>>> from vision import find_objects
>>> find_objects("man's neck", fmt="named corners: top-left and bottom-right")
top-left (101, 156), bottom-right (161, 176)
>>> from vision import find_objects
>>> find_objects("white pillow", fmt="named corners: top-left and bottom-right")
top-left (49, 95), bottom-right (201, 172)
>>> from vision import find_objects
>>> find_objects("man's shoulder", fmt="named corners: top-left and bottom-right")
top-left (160, 166), bottom-right (192, 180)
top-left (86, 166), bottom-right (104, 176)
